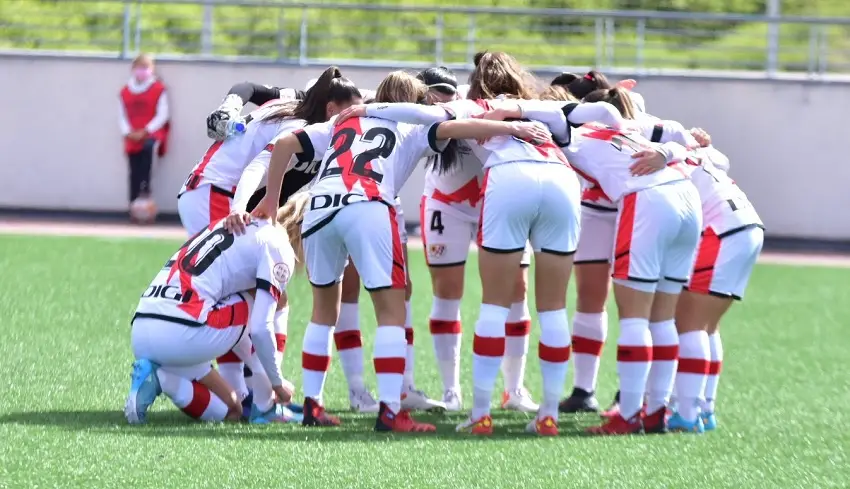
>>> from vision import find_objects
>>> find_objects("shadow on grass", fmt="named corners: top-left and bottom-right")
top-left (0, 409), bottom-right (602, 442)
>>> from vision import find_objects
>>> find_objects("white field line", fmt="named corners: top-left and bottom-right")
top-left (1, 219), bottom-right (849, 268)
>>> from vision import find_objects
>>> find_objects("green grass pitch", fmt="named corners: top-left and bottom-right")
top-left (0, 234), bottom-right (848, 488)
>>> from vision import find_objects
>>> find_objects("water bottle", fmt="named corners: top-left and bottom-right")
top-left (225, 118), bottom-right (247, 137)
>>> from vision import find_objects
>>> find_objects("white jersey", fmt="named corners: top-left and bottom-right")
top-left (689, 147), bottom-right (762, 236)
top-left (181, 101), bottom-right (305, 194)
top-left (422, 141), bottom-right (484, 220)
top-left (566, 123), bottom-right (694, 204)
top-left (134, 219), bottom-right (294, 325)
top-left (296, 116), bottom-right (447, 235)
top-left (442, 99), bottom-right (570, 169)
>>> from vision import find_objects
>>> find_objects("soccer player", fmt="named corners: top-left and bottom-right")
top-left (125, 209), bottom-right (303, 425)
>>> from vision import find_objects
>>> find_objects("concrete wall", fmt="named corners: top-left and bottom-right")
top-left (1, 54), bottom-right (848, 239)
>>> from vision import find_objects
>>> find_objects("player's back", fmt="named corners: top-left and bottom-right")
top-left (444, 99), bottom-right (568, 169)
top-left (423, 142), bottom-right (484, 218)
top-left (186, 102), bottom-right (305, 190)
top-left (567, 123), bottom-right (691, 203)
top-left (689, 147), bottom-right (761, 234)
top-left (135, 219), bottom-right (292, 325)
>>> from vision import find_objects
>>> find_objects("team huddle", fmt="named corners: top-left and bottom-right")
top-left (124, 51), bottom-right (763, 436)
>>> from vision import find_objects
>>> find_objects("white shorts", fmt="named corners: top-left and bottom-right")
top-left (574, 204), bottom-right (617, 264)
top-left (303, 201), bottom-right (406, 291)
top-left (686, 225), bottom-right (764, 300)
top-left (612, 181), bottom-right (702, 292)
top-left (420, 196), bottom-right (531, 267)
top-left (478, 162), bottom-right (581, 255)
top-left (177, 184), bottom-right (233, 236)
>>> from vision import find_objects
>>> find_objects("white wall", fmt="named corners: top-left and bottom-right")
top-left (1, 54), bottom-right (848, 239)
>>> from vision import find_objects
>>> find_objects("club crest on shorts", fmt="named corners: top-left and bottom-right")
top-left (273, 263), bottom-right (291, 284)
top-left (428, 244), bottom-right (445, 258)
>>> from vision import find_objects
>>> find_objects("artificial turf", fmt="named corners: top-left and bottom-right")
top-left (0, 234), bottom-right (847, 488)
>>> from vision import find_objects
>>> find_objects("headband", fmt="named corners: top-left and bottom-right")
top-left (427, 82), bottom-right (457, 92)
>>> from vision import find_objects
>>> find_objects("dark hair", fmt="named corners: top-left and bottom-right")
top-left (417, 66), bottom-right (458, 96)
top-left (566, 70), bottom-right (612, 100)
top-left (473, 51), bottom-right (487, 67)
top-left (267, 66), bottom-right (360, 124)
top-left (550, 72), bottom-right (578, 87)
top-left (584, 87), bottom-right (636, 120)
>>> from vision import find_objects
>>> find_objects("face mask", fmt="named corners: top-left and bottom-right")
top-left (133, 67), bottom-right (153, 81)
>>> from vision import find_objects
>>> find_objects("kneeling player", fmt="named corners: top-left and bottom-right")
top-left (124, 211), bottom-right (302, 425)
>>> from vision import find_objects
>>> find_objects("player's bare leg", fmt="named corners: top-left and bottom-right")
top-left (302, 282), bottom-right (342, 427)
top-left (427, 263), bottom-right (465, 411)
top-left (335, 263), bottom-right (379, 413)
top-left (400, 244), bottom-right (446, 413)
top-left (369, 287), bottom-right (436, 432)
top-left (198, 368), bottom-right (243, 420)
top-left (560, 262), bottom-right (610, 414)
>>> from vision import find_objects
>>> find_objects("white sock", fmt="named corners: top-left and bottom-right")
top-left (703, 331), bottom-right (724, 413)
top-left (157, 369), bottom-right (228, 421)
top-left (571, 311), bottom-right (608, 393)
top-left (646, 320), bottom-right (679, 414)
top-left (471, 303), bottom-right (510, 419)
top-left (617, 317), bottom-right (652, 419)
top-left (537, 309), bottom-right (571, 419)
top-left (302, 322), bottom-right (333, 403)
top-left (502, 300), bottom-right (531, 392)
top-left (274, 307), bottom-right (289, 368)
top-left (334, 302), bottom-right (365, 392)
top-left (429, 297), bottom-right (462, 392)
top-left (215, 352), bottom-right (248, 401)
top-left (676, 330), bottom-right (710, 422)
top-left (374, 325), bottom-right (406, 413)
top-left (404, 300), bottom-right (415, 390)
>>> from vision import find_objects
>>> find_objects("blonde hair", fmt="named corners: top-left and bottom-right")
top-left (584, 87), bottom-right (637, 120)
top-left (131, 53), bottom-right (154, 68)
top-left (275, 192), bottom-right (309, 270)
top-left (467, 51), bottom-right (537, 100)
top-left (540, 85), bottom-right (578, 103)
top-left (375, 71), bottom-right (426, 104)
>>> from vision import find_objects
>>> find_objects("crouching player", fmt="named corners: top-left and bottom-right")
top-left (124, 209), bottom-right (303, 425)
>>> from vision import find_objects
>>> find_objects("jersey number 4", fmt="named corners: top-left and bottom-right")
top-left (321, 126), bottom-right (397, 183)
top-left (177, 227), bottom-right (235, 276)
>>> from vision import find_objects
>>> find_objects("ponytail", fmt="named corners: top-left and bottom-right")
top-left (266, 66), bottom-right (361, 124)
top-left (275, 192), bottom-right (309, 270)
top-left (584, 87), bottom-right (637, 120)
top-left (550, 72), bottom-right (579, 88)
top-left (566, 70), bottom-right (612, 100)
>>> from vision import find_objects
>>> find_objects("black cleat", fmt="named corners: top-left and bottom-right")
top-left (302, 397), bottom-right (341, 426)
top-left (559, 387), bottom-right (601, 413)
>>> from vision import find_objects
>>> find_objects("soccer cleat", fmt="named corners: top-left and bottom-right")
top-left (375, 402), bottom-right (436, 432)
top-left (456, 414), bottom-right (494, 435)
top-left (601, 390), bottom-right (621, 418)
top-left (241, 391), bottom-right (254, 419)
top-left (667, 412), bottom-right (705, 434)
top-left (701, 411), bottom-right (717, 431)
top-left (586, 413), bottom-right (643, 436)
top-left (302, 397), bottom-right (341, 427)
top-left (501, 387), bottom-right (539, 413)
top-left (526, 416), bottom-right (559, 436)
top-left (286, 402), bottom-right (304, 414)
top-left (643, 407), bottom-right (669, 434)
top-left (249, 403), bottom-right (303, 424)
top-left (559, 387), bottom-right (601, 413)
top-left (401, 387), bottom-right (447, 413)
top-left (442, 389), bottom-right (463, 412)
top-left (124, 359), bottom-right (162, 424)
top-left (349, 389), bottom-right (380, 413)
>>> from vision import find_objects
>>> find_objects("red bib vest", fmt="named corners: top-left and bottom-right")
top-left (120, 80), bottom-right (170, 155)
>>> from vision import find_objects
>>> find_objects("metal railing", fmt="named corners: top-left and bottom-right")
top-left (1, 0), bottom-right (849, 76)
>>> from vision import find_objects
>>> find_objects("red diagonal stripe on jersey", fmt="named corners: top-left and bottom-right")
top-left (432, 177), bottom-right (481, 207)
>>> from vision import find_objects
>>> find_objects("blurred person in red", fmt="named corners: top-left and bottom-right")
top-left (119, 53), bottom-right (170, 223)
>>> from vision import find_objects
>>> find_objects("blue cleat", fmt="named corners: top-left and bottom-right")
top-left (124, 359), bottom-right (162, 424)
top-left (701, 411), bottom-right (717, 431)
top-left (249, 403), bottom-right (304, 424)
top-left (667, 412), bottom-right (705, 434)
top-left (286, 402), bottom-right (304, 414)
top-left (241, 391), bottom-right (254, 419)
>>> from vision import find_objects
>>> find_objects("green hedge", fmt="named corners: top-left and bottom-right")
top-left (1, 0), bottom-right (848, 72)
